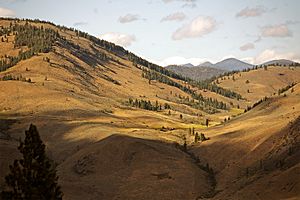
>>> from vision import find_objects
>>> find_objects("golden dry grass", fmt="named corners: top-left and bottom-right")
top-left (0, 19), bottom-right (299, 200)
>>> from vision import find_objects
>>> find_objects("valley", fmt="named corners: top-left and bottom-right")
top-left (0, 18), bottom-right (299, 200)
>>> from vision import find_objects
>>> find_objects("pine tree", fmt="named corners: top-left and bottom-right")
top-left (205, 119), bottom-right (209, 127)
top-left (1, 124), bottom-right (63, 200)
top-left (194, 132), bottom-right (199, 143)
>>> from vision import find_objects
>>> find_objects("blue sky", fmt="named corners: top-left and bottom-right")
top-left (0, 0), bottom-right (300, 65)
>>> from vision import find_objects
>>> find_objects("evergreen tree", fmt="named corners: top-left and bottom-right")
top-left (264, 65), bottom-right (268, 70)
top-left (1, 124), bottom-right (63, 200)
top-left (194, 132), bottom-right (199, 143)
top-left (205, 119), bottom-right (209, 127)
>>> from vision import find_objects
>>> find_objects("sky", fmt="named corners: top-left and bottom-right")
top-left (0, 0), bottom-right (300, 66)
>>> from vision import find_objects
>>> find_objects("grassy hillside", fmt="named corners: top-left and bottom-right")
top-left (0, 18), bottom-right (232, 199)
top-left (0, 18), bottom-right (299, 200)
top-left (191, 84), bottom-right (300, 199)
top-left (215, 66), bottom-right (300, 104)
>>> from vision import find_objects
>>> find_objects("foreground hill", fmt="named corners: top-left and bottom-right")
top-left (0, 18), bottom-right (299, 200)
top-left (0, 18), bottom-right (238, 199)
top-left (191, 83), bottom-right (300, 199)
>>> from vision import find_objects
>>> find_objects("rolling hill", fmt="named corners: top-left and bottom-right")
top-left (0, 18), bottom-right (300, 200)
top-left (191, 83), bottom-right (300, 199)
top-left (214, 66), bottom-right (300, 103)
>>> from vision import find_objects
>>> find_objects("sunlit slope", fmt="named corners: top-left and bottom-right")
top-left (0, 19), bottom-right (221, 199)
top-left (216, 66), bottom-right (300, 103)
top-left (191, 83), bottom-right (300, 199)
top-left (1, 18), bottom-right (299, 200)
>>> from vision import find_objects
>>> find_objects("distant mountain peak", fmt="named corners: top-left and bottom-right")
top-left (214, 58), bottom-right (253, 71)
top-left (198, 61), bottom-right (214, 67)
top-left (262, 59), bottom-right (297, 66)
top-left (181, 63), bottom-right (194, 68)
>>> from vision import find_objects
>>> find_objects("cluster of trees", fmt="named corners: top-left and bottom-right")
top-left (244, 97), bottom-right (268, 112)
top-left (0, 22), bottom-right (60, 72)
top-left (191, 80), bottom-right (242, 100)
top-left (128, 98), bottom-right (171, 111)
top-left (188, 128), bottom-right (209, 143)
top-left (13, 23), bottom-right (59, 52)
top-left (1, 74), bottom-right (31, 82)
top-left (1, 124), bottom-right (63, 199)
top-left (142, 69), bottom-right (228, 113)
top-left (194, 132), bottom-right (209, 143)
top-left (278, 83), bottom-right (296, 95)
top-left (179, 94), bottom-right (227, 114)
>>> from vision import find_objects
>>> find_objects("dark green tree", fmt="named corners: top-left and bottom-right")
top-left (1, 124), bottom-right (63, 200)
top-left (205, 119), bottom-right (209, 127)
top-left (194, 132), bottom-right (199, 143)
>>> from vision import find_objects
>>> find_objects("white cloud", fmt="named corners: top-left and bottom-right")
top-left (236, 6), bottom-right (266, 18)
top-left (0, 7), bottom-right (15, 17)
top-left (255, 49), bottom-right (299, 64)
top-left (240, 43), bottom-right (255, 51)
top-left (99, 32), bottom-right (136, 47)
top-left (161, 12), bottom-right (186, 22)
top-left (172, 16), bottom-right (217, 40)
top-left (118, 14), bottom-right (140, 23)
top-left (156, 56), bottom-right (207, 66)
top-left (261, 24), bottom-right (292, 37)
top-left (182, 3), bottom-right (197, 8)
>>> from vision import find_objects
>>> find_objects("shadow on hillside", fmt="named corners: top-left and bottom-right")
top-left (190, 116), bottom-right (300, 199)
top-left (1, 111), bottom-right (299, 200)
top-left (0, 111), bottom-right (216, 200)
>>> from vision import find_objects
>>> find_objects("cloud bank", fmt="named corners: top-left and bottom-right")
top-left (261, 24), bottom-right (292, 37)
top-left (172, 16), bottom-right (217, 40)
top-left (240, 43), bottom-right (255, 51)
top-left (0, 7), bottom-right (15, 17)
top-left (161, 12), bottom-right (186, 22)
top-left (99, 32), bottom-right (136, 47)
top-left (118, 14), bottom-right (140, 23)
top-left (236, 6), bottom-right (266, 18)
